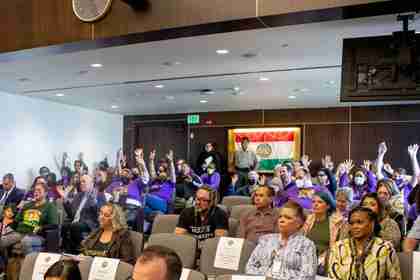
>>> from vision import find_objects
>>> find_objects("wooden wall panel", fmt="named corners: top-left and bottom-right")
top-left (93, 0), bottom-right (257, 39)
top-left (350, 123), bottom-right (420, 170)
top-left (351, 105), bottom-right (420, 122)
top-left (264, 107), bottom-right (349, 124)
top-left (258, 0), bottom-right (388, 17)
top-left (304, 124), bottom-right (349, 170)
top-left (197, 110), bottom-right (263, 127)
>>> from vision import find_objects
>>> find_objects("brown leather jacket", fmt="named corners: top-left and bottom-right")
top-left (81, 228), bottom-right (136, 265)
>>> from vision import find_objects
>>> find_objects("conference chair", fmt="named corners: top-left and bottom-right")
top-left (221, 196), bottom-right (252, 212)
top-left (398, 252), bottom-right (413, 280)
top-left (228, 218), bottom-right (239, 237)
top-left (151, 214), bottom-right (180, 234)
top-left (129, 230), bottom-right (144, 258)
top-left (147, 233), bottom-right (197, 269)
top-left (199, 237), bottom-right (256, 276)
top-left (183, 268), bottom-right (206, 280)
top-left (229, 205), bottom-right (256, 220)
top-left (79, 256), bottom-right (133, 280)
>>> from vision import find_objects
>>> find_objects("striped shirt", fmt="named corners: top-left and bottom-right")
top-left (246, 233), bottom-right (317, 280)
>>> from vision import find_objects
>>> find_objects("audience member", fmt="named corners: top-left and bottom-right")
top-left (196, 142), bottom-right (223, 175)
top-left (62, 175), bottom-right (105, 254)
top-left (0, 174), bottom-right (24, 212)
top-left (39, 167), bottom-right (50, 180)
top-left (44, 259), bottom-right (82, 280)
top-left (15, 182), bottom-right (58, 255)
top-left (339, 159), bottom-right (376, 201)
top-left (333, 187), bottom-right (353, 220)
top-left (303, 191), bottom-right (347, 272)
top-left (0, 204), bottom-right (20, 252)
top-left (328, 207), bottom-right (401, 280)
top-left (175, 162), bottom-right (202, 201)
top-left (146, 150), bottom-right (176, 215)
top-left (131, 245), bottom-right (182, 280)
top-left (234, 137), bottom-right (258, 187)
top-left (360, 193), bottom-right (401, 250)
top-left (175, 186), bottom-right (228, 244)
top-left (232, 170), bottom-right (259, 196)
top-left (246, 201), bottom-right (317, 280)
top-left (200, 163), bottom-right (221, 191)
top-left (239, 185), bottom-right (278, 242)
top-left (81, 203), bottom-right (136, 264)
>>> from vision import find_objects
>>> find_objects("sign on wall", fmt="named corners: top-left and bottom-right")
top-left (228, 127), bottom-right (301, 172)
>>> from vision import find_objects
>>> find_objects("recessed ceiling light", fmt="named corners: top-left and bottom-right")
top-left (288, 95), bottom-right (296, 99)
top-left (55, 93), bottom-right (65, 97)
top-left (233, 87), bottom-right (241, 91)
top-left (90, 63), bottom-right (103, 68)
top-left (155, 85), bottom-right (164, 88)
top-left (300, 88), bottom-right (309, 92)
top-left (200, 89), bottom-right (215, 96)
top-left (259, 77), bottom-right (270, 81)
top-left (216, 49), bottom-right (230, 55)
top-left (111, 105), bottom-right (119, 109)
top-left (162, 61), bottom-right (181, 66)
top-left (165, 95), bottom-right (175, 100)
top-left (200, 100), bottom-right (208, 104)
top-left (232, 90), bottom-right (245, 96)
top-left (326, 80), bottom-right (336, 85)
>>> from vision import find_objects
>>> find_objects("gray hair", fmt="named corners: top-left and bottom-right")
top-left (336, 187), bottom-right (354, 203)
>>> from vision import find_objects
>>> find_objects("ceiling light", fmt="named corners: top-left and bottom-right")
top-left (155, 85), bottom-right (164, 88)
top-left (165, 95), bottom-right (175, 100)
top-left (90, 63), bottom-right (103, 68)
top-left (216, 49), bottom-right (230, 55)
top-left (288, 95), bottom-right (296, 99)
top-left (259, 77), bottom-right (270, 81)
top-left (162, 61), bottom-right (181, 66)
top-left (233, 86), bottom-right (240, 91)
top-left (200, 89), bottom-right (215, 96)
top-left (111, 105), bottom-right (119, 109)
top-left (55, 93), bottom-right (65, 97)
top-left (232, 90), bottom-right (245, 96)
top-left (300, 88), bottom-right (309, 92)
top-left (200, 100), bottom-right (208, 104)
top-left (326, 80), bottom-right (336, 85)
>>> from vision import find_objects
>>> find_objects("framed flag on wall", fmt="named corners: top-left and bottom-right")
top-left (228, 127), bottom-right (302, 172)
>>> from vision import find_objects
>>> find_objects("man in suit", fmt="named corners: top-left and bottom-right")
top-left (62, 174), bottom-right (106, 254)
top-left (0, 173), bottom-right (24, 209)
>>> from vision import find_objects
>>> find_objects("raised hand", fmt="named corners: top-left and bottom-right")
top-left (134, 148), bottom-right (144, 162)
top-left (301, 154), bottom-right (312, 169)
top-left (149, 149), bottom-right (156, 161)
top-left (343, 159), bottom-right (354, 173)
top-left (408, 144), bottom-right (419, 158)
top-left (259, 174), bottom-right (266, 185)
top-left (384, 163), bottom-right (394, 175)
top-left (363, 160), bottom-right (372, 171)
top-left (166, 150), bottom-right (174, 161)
top-left (322, 154), bottom-right (334, 170)
top-left (378, 142), bottom-right (387, 157)
top-left (231, 174), bottom-right (239, 185)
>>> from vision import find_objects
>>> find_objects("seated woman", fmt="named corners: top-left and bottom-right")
top-left (81, 203), bottom-right (136, 265)
top-left (44, 259), bottom-right (81, 280)
top-left (303, 191), bottom-right (348, 272)
top-left (0, 204), bottom-right (20, 257)
top-left (328, 206), bottom-right (401, 280)
top-left (332, 187), bottom-right (353, 220)
top-left (246, 201), bottom-right (317, 280)
top-left (21, 176), bottom-right (47, 204)
top-left (360, 193), bottom-right (402, 250)
top-left (15, 182), bottom-right (58, 255)
top-left (376, 179), bottom-right (405, 235)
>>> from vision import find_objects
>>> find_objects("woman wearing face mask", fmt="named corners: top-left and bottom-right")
top-left (235, 170), bottom-right (259, 196)
top-left (303, 192), bottom-right (348, 274)
top-left (316, 168), bottom-right (337, 199)
top-left (200, 162), bottom-right (221, 192)
top-left (339, 160), bottom-right (376, 202)
top-left (328, 207), bottom-right (401, 280)
top-left (360, 193), bottom-right (401, 250)
top-left (246, 201), bottom-right (317, 280)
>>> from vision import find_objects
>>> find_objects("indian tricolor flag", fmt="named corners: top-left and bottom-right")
top-left (228, 127), bottom-right (301, 172)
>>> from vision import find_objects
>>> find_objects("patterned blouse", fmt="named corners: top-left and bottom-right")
top-left (328, 237), bottom-right (401, 280)
top-left (246, 233), bottom-right (317, 280)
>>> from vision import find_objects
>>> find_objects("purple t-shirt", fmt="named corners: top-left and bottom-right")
top-left (149, 180), bottom-right (175, 202)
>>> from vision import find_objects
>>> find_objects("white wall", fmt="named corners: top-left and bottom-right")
top-left (0, 91), bottom-right (123, 189)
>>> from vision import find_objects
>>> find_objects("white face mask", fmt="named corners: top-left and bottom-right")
top-left (295, 179), bottom-right (304, 188)
top-left (354, 176), bottom-right (365, 186)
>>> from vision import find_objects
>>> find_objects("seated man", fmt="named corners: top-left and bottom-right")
top-left (131, 245), bottom-right (182, 280)
top-left (175, 186), bottom-right (228, 245)
top-left (234, 170), bottom-right (260, 196)
top-left (239, 185), bottom-right (278, 242)
top-left (0, 173), bottom-right (24, 212)
top-left (62, 175), bottom-right (106, 254)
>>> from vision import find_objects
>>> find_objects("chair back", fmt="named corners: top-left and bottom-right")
top-left (151, 214), bottom-right (180, 234)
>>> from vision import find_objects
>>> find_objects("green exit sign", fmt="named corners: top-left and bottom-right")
top-left (187, 114), bottom-right (200, 124)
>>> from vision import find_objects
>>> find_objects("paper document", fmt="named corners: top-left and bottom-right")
top-left (88, 257), bottom-right (120, 280)
top-left (180, 268), bottom-right (191, 280)
top-left (32, 253), bottom-right (62, 280)
top-left (214, 237), bottom-right (244, 270)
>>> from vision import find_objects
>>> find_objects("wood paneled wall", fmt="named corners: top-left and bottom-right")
top-left (124, 104), bottom-right (420, 172)
top-left (0, 0), bottom-right (397, 54)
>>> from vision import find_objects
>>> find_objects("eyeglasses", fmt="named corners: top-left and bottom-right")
top-left (195, 197), bottom-right (210, 203)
